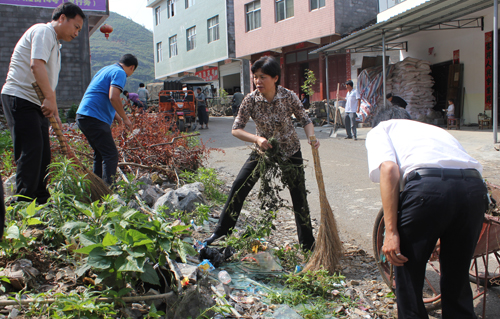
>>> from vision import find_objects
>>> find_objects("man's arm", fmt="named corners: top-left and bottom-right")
top-left (380, 161), bottom-right (408, 266)
top-left (31, 59), bottom-right (59, 119)
top-left (357, 99), bottom-right (361, 113)
top-left (110, 87), bottom-right (132, 130)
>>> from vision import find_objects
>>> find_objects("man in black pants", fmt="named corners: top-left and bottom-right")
top-left (76, 54), bottom-right (137, 185)
top-left (366, 107), bottom-right (487, 319)
top-left (1, 3), bottom-right (85, 204)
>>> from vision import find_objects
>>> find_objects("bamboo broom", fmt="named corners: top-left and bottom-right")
top-left (32, 82), bottom-right (111, 202)
top-left (303, 136), bottom-right (343, 274)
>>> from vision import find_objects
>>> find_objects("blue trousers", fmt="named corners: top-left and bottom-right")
top-left (396, 174), bottom-right (487, 319)
top-left (76, 115), bottom-right (118, 185)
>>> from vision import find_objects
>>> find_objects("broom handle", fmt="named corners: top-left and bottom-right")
top-left (31, 82), bottom-right (74, 158)
top-left (309, 136), bottom-right (329, 205)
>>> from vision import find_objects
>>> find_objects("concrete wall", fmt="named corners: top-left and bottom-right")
top-left (400, 7), bottom-right (496, 124)
top-left (0, 4), bottom-right (92, 109)
top-left (153, 0), bottom-right (231, 79)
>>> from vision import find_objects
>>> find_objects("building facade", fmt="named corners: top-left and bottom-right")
top-left (0, 0), bottom-right (109, 109)
top-left (147, 0), bottom-right (251, 95)
top-left (234, 0), bottom-right (378, 101)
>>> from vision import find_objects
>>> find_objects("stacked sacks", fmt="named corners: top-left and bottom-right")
top-left (388, 57), bottom-right (437, 121)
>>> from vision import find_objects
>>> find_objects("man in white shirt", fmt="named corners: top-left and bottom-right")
top-left (342, 80), bottom-right (360, 140)
top-left (1, 3), bottom-right (85, 204)
top-left (365, 107), bottom-right (487, 319)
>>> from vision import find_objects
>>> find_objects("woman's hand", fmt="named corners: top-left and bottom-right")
top-left (256, 137), bottom-right (272, 150)
top-left (308, 137), bottom-right (320, 149)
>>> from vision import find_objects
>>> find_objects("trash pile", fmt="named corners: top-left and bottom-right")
top-left (386, 57), bottom-right (438, 121)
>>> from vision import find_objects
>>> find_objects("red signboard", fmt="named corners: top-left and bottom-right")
top-left (453, 50), bottom-right (460, 64)
top-left (195, 67), bottom-right (218, 82)
top-left (485, 31), bottom-right (493, 111)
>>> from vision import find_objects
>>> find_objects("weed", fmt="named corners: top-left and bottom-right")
top-left (170, 203), bottom-right (211, 226)
top-left (48, 158), bottom-right (92, 203)
top-left (274, 244), bottom-right (310, 271)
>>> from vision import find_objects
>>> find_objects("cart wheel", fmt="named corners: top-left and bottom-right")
top-left (372, 208), bottom-right (442, 308)
top-left (469, 251), bottom-right (500, 288)
top-left (178, 119), bottom-right (185, 132)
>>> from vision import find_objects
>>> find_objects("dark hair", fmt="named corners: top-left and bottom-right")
top-left (448, 98), bottom-right (454, 103)
top-left (234, 88), bottom-right (241, 93)
top-left (345, 80), bottom-right (353, 87)
top-left (120, 54), bottom-right (139, 69)
top-left (386, 93), bottom-right (393, 99)
top-left (372, 107), bottom-right (412, 128)
top-left (251, 56), bottom-right (281, 86)
top-left (52, 3), bottom-right (85, 21)
top-left (123, 91), bottom-right (129, 95)
top-left (139, 83), bottom-right (145, 87)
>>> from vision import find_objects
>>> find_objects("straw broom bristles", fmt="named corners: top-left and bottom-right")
top-left (303, 136), bottom-right (343, 274)
top-left (32, 82), bottom-right (111, 202)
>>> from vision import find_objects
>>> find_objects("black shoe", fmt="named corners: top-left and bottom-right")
top-left (344, 136), bottom-right (352, 139)
top-left (203, 233), bottom-right (224, 245)
top-left (354, 137), bottom-right (358, 140)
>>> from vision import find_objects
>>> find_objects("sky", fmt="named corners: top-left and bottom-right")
top-left (109, 0), bottom-right (153, 31)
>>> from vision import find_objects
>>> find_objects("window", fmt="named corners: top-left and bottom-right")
top-left (276, 0), bottom-right (294, 22)
top-left (169, 35), bottom-right (177, 58)
top-left (246, 1), bottom-right (261, 31)
top-left (310, 0), bottom-right (325, 10)
top-left (187, 26), bottom-right (196, 51)
top-left (207, 16), bottom-right (219, 43)
top-left (156, 42), bottom-right (163, 62)
top-left (167, 0), bottom-right (175, 18)
top-left (155, 6), bottom-right (161, 25)
top-left (185, 0), bottom-right (195, 8)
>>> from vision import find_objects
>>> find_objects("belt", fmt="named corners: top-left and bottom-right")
top-left (405, 168), bottom-right (482, 184)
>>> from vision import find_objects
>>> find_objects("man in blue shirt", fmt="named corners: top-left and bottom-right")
top-left (76, 54), bottom-right (138, 185)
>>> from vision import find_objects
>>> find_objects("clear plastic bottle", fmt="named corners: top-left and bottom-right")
top-left (218, 270), bottom-right (231, 285)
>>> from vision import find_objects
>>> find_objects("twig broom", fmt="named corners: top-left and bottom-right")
top-left (303, 136), bottom-right (343, 274)
top-left (32, 82), bottom-right (111, 202)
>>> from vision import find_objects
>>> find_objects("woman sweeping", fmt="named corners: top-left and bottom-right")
top-left (204, 56), bottom-right (319, 251)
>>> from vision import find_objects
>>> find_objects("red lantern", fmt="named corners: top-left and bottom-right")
top-left (100, 24), bottom-right (113, 40)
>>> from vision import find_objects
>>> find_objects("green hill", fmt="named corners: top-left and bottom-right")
top-left (90, 12), bottom-right (155, 93)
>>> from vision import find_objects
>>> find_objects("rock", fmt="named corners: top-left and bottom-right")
top-left (3, 175), bottom-right (16, 196)
top-left (138, 176), bottom-right (153, 190)
top-left (111, 194), bottom-right (126, 206)
top-left (120, 307), bottom-right (142, 319)
top-left (128, 200), bottom-right (141, 210)
top-left (0, 259), bottom-right (40, 290)
top-left (141, 186), bottom-right (163, 206)
top-left (172, 285), bottom-right (215, 319)
top-left (153, 183), bottom-right (206, 213)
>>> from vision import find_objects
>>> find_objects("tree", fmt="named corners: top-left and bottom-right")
top-left (301, 69), bottom-right (316, 98)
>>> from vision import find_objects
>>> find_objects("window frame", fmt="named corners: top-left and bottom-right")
top-left (156, 42), bottom-right (163, 63)
top-left (310, 0), bottom-right (325, 10)
top-left (169, 35), bottom-right (178, 58)
top-left (167, 0), bottom-right (175, 18)
top-left (246, 0), bottom-right (261, 32)
top-left (207, 15), bottom-right (220, 43)
top-left (186, 26), bottom-right (196, 51)
top-left (155, 6), bottom-right (161, 25)
top-left (275, 0), bottom-right (294, 22)
top-left (185, 0), bottom-right (195, 9)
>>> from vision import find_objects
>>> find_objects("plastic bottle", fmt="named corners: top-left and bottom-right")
top-left (218, 270), bottom-right (231, 285)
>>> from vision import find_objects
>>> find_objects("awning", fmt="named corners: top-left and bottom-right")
top-left (312, 0), bottom-right (492, 54)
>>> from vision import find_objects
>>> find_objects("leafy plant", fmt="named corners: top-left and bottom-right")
top-left (72, 205), bottom-right (196, 290)
top-left (66, 103), bottom-right (78, 121)
top-left (48, 158), bottom-right (92, 203)
top-left (274, 244), bottom-right (309, 272)
top-left (284, 269), bottom-right (345, 298)
top-left (219, 88), bottom-right (229, 105)
top-left (301, 69), bottom-right (316, 98)
top-left (0, 130), bottom-right (13, 154)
